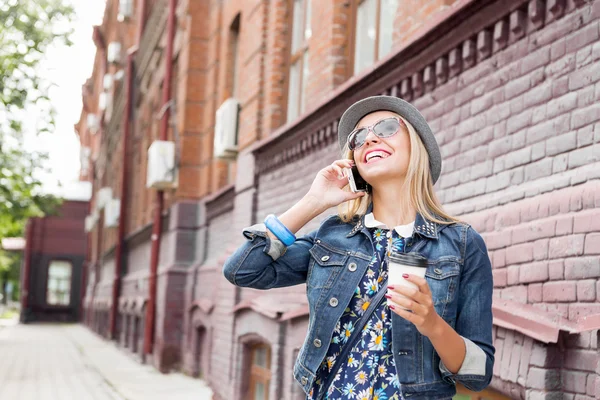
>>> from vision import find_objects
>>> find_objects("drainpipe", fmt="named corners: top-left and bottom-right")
top-left (109, 47), bottom-right (137, 339)
top-left (82, 162), bottom-right (95, 324)
top-left (96, 208), bottom-right (105, 334)
top-left (144, 0), bottom-right (177, 357)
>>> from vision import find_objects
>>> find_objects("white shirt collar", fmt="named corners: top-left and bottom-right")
top-left (364, 213), bottom-right (415, 238)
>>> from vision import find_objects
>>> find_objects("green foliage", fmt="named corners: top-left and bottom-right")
top-left (0, 0), bottom-right (75, 273)
top-left (0, 251), bottom-right (21, 302)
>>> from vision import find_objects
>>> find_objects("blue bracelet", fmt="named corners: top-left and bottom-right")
top-left (264, 214), bottom-right (296, 246)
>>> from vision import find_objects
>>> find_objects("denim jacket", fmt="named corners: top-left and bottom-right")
top-left (223, 210), bottom-right (495, 400)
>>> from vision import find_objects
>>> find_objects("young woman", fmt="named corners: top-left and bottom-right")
top-left (223, 96), bottom-right (494, 400)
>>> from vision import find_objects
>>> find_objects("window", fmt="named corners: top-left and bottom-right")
top-left (229, 14), bottom-right (241, 98)
top-left (249, 343), bottom-right (271, 400)
top-left (46, 260), bottom-right (73, 306)
top-left (353, 0), bottom-right (399, 75)
top-left (194, 326), bottom-right (207, 378)
top-left (286, 0), bottom-right (311, 122)
top-left (118, 0), bottom-right (134, 21)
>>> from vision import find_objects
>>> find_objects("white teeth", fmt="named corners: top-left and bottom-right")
top-left (366, 151), bottom-right (389, 162)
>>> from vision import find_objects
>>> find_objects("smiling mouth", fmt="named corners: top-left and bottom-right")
top-left (365, 150), bottom-right (391, 164)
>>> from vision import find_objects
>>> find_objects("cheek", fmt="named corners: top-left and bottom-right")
top-left (390, 137), bottom-right (411, 160)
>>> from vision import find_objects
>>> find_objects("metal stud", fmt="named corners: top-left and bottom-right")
top-left (313, 338), bottom-right (322, 347)
top-left (329, 297), bottom-right (339, 307)
top-left (348, 263), bottom-right (358, 272)
top-left (301, 376), bottom-right (308, 385)
top-left (321, 255), bottom-right (330, 262)
top-left (434, 268), bottom-right (442, 274)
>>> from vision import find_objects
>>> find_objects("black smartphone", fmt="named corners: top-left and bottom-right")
top-left (347, 166), bottom-right (369, 193)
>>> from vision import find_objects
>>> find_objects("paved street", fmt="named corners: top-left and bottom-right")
top-left (0, 322), bottom-right (213, 400)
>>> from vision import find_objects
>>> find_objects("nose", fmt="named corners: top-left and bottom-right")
top-left (363, 128), bottom-right (380, 146)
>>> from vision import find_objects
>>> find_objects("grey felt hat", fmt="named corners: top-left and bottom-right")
top-left (338, 95), bottom-right (442, 184)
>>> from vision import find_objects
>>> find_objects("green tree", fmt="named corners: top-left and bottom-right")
top-left (0, 0), bottom-right (75, 300)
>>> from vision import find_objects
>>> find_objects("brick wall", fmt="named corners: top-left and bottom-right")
top-left (23, 201), bottom-right (88, 323)
top-left (224, 1), bottom-right (599, 398)
top-left (82, 0), bottom-right (600, 398)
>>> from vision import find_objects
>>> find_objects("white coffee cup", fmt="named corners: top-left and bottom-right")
top-left (387, 252), bottom-right (428, 309)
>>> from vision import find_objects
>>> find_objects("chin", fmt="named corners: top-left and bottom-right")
top-left (363, 166), bottom-right (406, 181)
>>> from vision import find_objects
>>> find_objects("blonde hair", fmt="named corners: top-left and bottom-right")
top-left (337, 115), bottom-right (461, 225)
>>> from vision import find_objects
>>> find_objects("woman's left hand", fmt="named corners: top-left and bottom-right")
top-left (385, 274), bottom-right (443, 338)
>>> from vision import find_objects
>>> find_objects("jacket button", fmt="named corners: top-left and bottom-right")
top-left (301, 376), bottom-right (308, 385)
top-left (434, 268), bottom-right (442, 275)
top-left (321, 255), bottom-right (330, 262)
top-left (348, 263), bottom-right (357, 272)
top-left (313, 338), bottom-right (322, 347)
top-left (329, 297), bottom-right (338, 307)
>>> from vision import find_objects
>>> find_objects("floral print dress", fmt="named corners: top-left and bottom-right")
top-left (308, 227), bottom-right (407, 400)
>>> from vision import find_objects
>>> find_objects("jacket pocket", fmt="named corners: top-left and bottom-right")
top-left (307, 241), bottom-right (348, 289)
top-left (425, 258), bottom-right (460, 319)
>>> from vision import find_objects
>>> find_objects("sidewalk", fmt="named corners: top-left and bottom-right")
top-left (0, 323), bottom-right (213, 400)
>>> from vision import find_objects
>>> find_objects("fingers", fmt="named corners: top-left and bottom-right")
top-left (404, 274), bottom-right (432, 297)
top-left (332, 159), bottom-right (354, 169)
top-left (325, 159), bottom-right (355, 179)
top-left (387, 279), bottom-right (433, 309)
top-left (385, 291), bottom-right (428, 315)
top-left (388, 286), bottom-right (432, 309)
top-left (387, 301), bottom-right (424, 324)
top-left (322, 164), bottom-right (344, 180)
top-left (331, 164), bottom-right (345, 179)
top-left (344, 190), bottom-right (366, 200)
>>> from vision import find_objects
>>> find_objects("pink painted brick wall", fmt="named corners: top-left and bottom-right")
top-left (88, 0), bottom-right (600, 398)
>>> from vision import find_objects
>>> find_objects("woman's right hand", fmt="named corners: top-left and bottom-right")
top-left (305, 159), bottom-right (366, 210)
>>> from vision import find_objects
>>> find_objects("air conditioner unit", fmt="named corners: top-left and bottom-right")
top-left (99, 93), bottom-right (107, 110)
top-left (118, 0), bottom-right (134, 21)
top-left (80, 146), bottom-right (91, 175)
top-left (104, 199), bottom-right (121, 228)
top-left (96, 187), bottom-right (113, 210)
top-left (87, 114), bottom-right (99, 134)
top-left (114, 69), bottom-right (125, 82)
top-left (214, 98), bottom-right (240, 160)
top-left (103, 74), bottom-right (114, 91)
top-left (104, 92), bottom-right (113, 122)
top-left (146, 140), bottom-right (178, 189)
top-left (84, 213), bottom-right (98, 232)
top-left (107, 42), bottom-right (122, 64)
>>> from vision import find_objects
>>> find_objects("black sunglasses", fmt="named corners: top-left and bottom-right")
top-left (347, 117), bottom-right (406, 151)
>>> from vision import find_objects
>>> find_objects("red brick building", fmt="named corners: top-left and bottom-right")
top-left (19, 192), bottom-right (90, 323)
top-left (77, 0), bottom-right (600, 399)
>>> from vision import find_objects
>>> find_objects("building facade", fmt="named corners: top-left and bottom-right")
top-left (76, 0), bottom-right (600, 399)
top-left (20, 198), bottom-right (89, 323)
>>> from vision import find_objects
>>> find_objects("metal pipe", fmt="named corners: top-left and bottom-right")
top-left (96, 210), bottom-right (105, 335)
top-left (82, 163), bottom-right (95, 324)
top-left (144, 0), bottom-right (177, 357)
top-left (109, 48), bottom-right (137, 339)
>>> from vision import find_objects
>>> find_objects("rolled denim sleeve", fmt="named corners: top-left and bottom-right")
top-left (222, 221), bottom-right (320, 290)
top-left (439, 226), bottom-right (495, 391)
top-left (439, 336), bottom-right (488, 376)
top-left (242, 223), bottom-right (288, 260)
